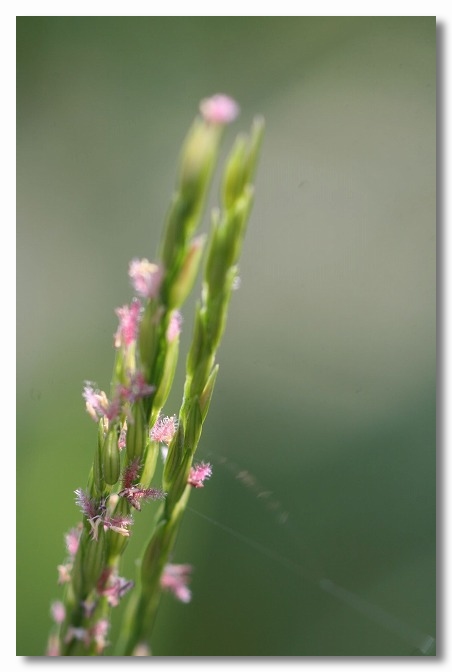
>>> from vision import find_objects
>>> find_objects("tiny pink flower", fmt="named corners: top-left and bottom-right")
top-left (50, 601), bottom-right (66, 624)
top-left (188, 462), bottom-right (212, 488)
top-left (103, 514), bottom-right (134, 537)
top-left (65, 525), bottom-right (82, 557)
top-left (199, 94), bottom-right (239, 125)
top-left (121, 457), bottom-right (141, 489)
top-left (118, 371), bottom-right (155, 404)
top-left (97, 568), bottom-right (134, 607)
top-left (119, 484), bottom-right (166, 511)
top-left (91, 619), bottom-right (110, 654)
top-left (65, 626), bottom-right (88, 646)
top-left (74, 489), bottom-right (99, 520)
top-left (129, 258), bottom-right (163, 299)
top-left (114, 298), bottom-right (141, 348)
top-left (167, 310), bottom-right (182, 342)
top-left (57, 563), bottom-right (72, 584)
top-left (82, 383), bottom-right (121, 423)
top-left (160, 563), bottom-right (192, 603)
top-left (150, 415), bottom-right (178, 444)
top-left (118, 420), bottom-right (127, 450)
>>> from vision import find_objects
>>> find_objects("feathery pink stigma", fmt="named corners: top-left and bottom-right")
top-left (129, 258), bottom-right (163, 299)
top-left (74, 489), bottom-right (98, 519)
top-left (160, 563), bottom-right (192, 603)
top-left (119, 485), bottom-right (166, 511)
top-left (188, 462), bottom-right (212, 488)
top-left (150, 415), bottom-right (178, 444)
top-left (114, 298), bottom-right (141, 348)
top-left (121, 458), bottom-right (141, 490)
top-left (199, 94), bottom-right (239, 125)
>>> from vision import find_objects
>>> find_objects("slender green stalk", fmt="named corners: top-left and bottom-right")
top-left (47, 95), bottom-right (263, 657)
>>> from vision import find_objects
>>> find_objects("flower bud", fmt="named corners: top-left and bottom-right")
top-left (199, 365), bottom-right (219, 423)
top-left (163, 422), bottom-right (184, 492)
top-left (178, 119), bottom-right (220, 203)
top-left (83, 525), bottom-right (107, 596)
top-left (107, 497), bottom-right (131, 560)
top-left (152, 336), bottom-right (179, 412)
top-left (126, 401), bottom-right (147, 462)
top-left (168, 235), bottom-right (206, 309)
top-left (184, 400), bottom-right (203, 455)
top-left (102, 428), bottom-right (121, 486)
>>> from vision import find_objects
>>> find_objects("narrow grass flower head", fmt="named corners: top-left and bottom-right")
top-left (129, 259), bottom-right (163, 299)
top-left (200, 94), bottom-right (239, 125)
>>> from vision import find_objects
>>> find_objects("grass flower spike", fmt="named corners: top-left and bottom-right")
top-left (48, 94), bottom-right (263, 656)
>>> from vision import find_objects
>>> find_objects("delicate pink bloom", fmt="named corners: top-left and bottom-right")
top-left (150, 415), bottom-right (178, 444)
top-left (129, 258), bottom-right (163, 299)
top-left (65, 525), bottom-right (82, 557)
top-left (50, 601), bottom-right (66, 624)
top-left (82, 383), bottom-right (121, 423)
top-left (57, 563), bottom-right (72, 584)
top-left (188, 462), bottom-right (212, 488)
top-left (160, 563), bottom-right (192, 603)
top-left (118, 370), bottom-right (155, 404)
top-left (167, 310), bottom-right (182, 342)
top-left (114, 298), bottom-right (141, 348)
top-left (103, 513), bottom-right (134, 537)
top-left (199, 94), bottom-right (239, 125)
top-left (97, 568), bottom-right (134, 607)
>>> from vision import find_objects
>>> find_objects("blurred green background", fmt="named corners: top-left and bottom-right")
top-left (16, 16), bottom-right (436, 656)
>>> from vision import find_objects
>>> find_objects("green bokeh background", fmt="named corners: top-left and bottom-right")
top-left (16, 16), bottom-right (436, 656)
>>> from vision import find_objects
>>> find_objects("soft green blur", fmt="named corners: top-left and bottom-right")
top-left (17, 17), bottom-right (436, 656)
